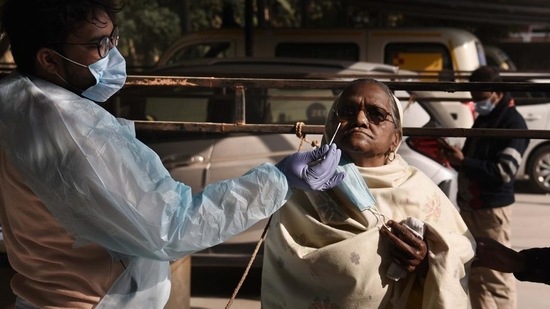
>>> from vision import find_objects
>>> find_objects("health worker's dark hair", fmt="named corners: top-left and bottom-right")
top-left (1, 0), bottom-right (125, 74)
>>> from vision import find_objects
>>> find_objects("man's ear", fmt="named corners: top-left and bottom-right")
top-left (36, 48), bottom-right (61, 74)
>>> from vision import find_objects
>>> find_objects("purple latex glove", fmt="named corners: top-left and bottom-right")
top-left (276, 144), bottom-right (345, 191)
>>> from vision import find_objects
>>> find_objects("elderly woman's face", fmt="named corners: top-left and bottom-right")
top-left (328, 82), bottom-right (400, 167)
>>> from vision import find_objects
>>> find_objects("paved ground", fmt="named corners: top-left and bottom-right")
top-left (511, 192), bottom-right (550, 309)
top-left (191, 297), bottom-right (259, 309)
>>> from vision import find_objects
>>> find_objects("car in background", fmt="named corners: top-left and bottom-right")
top-left (484, 45), bottom-right (517, 71)
top-left (153, 27), bottom-right (486, 80)
top-left (512, 79), bottom-right (550, 193)
top-left (106, 57), bottom-right (471, 267)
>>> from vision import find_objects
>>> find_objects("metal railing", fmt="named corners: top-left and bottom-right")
top-left (122, 75), bottom-right (550, 139)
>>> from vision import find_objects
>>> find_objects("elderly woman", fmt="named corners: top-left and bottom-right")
top-left (261, 79), bottom-right (476, 308)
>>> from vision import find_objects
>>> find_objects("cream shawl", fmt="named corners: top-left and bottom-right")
top-left (262, 155), bottom-right (475, 308)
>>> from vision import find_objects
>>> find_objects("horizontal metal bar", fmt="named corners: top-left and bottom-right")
top-left (134, 121), bottom-right (550, 139)
top-left (124, 75), bottom-right (550, 92)
top-left (0, 72), bottom-right (548, 93)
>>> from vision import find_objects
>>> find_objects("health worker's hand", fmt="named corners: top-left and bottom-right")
top-left (276, 144), bottom-right (345, 191)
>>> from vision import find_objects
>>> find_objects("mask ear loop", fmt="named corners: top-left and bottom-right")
top-left (366, 207), bottom-right (390, 230)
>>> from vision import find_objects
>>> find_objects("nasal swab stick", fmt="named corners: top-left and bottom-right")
top-left (328, 122), bottom-right (341, 145)
top-left (308, 122), bottom-right (342, 166)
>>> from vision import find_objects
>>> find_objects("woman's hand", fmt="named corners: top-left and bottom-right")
top-left (380, 219), bottom-right (429, 276)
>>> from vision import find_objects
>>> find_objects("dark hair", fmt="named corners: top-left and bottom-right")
top-left (469, 65), bottom-right (502, 83)
top-left (1, 0), bottom-right (124, 74)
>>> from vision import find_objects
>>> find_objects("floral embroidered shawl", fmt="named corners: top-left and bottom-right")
top-left (261, 154), bottom-right (475, 309)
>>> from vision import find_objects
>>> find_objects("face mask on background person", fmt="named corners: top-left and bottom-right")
top-left (54, 48), bottom-right (127, 102)
top-left (474, 98), bottom-right (495, 116)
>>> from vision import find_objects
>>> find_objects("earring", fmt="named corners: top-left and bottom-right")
top-left (386, 150), bottom-right (396, 163)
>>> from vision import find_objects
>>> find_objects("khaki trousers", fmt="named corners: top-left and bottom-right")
top-left (461, 206), bottom-right (516, 309)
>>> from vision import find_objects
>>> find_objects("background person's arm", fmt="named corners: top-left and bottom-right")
top-left (473, 237), bottom-right (526, 273)
top-left (514, 247), bottom-right (550, 285)
top-left (474, 237), bottom-right (550, 285)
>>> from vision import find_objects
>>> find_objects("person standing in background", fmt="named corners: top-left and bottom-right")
top-left (442, 65), bottom-right (529, 309)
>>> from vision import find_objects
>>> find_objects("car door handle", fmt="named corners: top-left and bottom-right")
top-left (162, 155), bottom-right (205, 169)
top-left (524, 114), bottom-right (542, 121)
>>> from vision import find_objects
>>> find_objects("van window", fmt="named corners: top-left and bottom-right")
top-left (110, 86), bottom-right (336, 127)
top-left (384, 43), bottom-right (453, 72)
top-left (114, 87), bottom-right (212, 122)
top-left (166, 42), bottom-right (232, 65)
top-left (207, 88), bottom-right (271, 124)
top-left (275, 43), bottom-right (360, 61)
top-left (110, 87), bottom-right (272, 124)
top-left (267, 88), bottom-right (335, 124)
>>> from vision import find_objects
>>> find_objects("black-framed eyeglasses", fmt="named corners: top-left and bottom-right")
top-left (60, 26), bottom-right (119, 59)
top-left (334, 103), bottom-right (394, 125)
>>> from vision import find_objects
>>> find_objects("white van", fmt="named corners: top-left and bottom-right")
top-left (156, 27), bottom-right (487, 79)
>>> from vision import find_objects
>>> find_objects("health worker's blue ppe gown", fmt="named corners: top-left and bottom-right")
top-left (0, 72), bottom-right (291, 308)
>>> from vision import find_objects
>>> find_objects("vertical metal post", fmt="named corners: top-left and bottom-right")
top-left (235, 85), bottom-right (246, 124)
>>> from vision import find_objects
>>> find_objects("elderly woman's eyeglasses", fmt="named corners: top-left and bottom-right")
top-left (60, 26), bottom-right (119, 59)
top-left (334, 103), bottom-right (394, 125)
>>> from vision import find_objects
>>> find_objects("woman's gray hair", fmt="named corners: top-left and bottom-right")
top-left (343, 78), bottom-right (402, 132)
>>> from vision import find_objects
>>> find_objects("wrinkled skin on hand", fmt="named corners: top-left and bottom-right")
top-left (380, 220), bottom-right (429, 275)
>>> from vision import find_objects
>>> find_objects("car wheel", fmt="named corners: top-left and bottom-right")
top-left (527, 145), bottom-right (550, 193)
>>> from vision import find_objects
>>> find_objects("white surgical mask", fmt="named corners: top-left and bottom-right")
top-left (54, 48), bottom-right (127, 102)
top-left (474, 98), bottom-right (495, 116)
